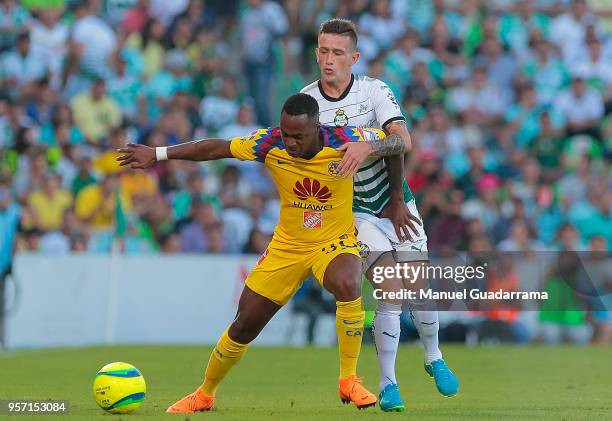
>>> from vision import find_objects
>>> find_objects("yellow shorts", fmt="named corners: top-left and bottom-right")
top-left (245, 233), bottom-right (361, 305)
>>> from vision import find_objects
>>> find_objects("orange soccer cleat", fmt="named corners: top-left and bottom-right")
top-left (338, 375), bottom-right (377, 409)
top-left (165, 389), bottom-right (215, 413)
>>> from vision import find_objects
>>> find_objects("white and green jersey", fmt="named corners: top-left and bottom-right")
top-left (301, 74), bottom-right (414, 215)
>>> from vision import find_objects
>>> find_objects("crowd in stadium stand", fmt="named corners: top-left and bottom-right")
top-left (0, 0), bottom-right (611, 343)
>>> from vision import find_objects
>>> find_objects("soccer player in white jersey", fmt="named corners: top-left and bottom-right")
top-left (301, 18), bottom-right (459, 412)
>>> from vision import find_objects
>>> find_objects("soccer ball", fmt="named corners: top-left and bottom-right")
top-left (93, 362), bottom-right (146, 414)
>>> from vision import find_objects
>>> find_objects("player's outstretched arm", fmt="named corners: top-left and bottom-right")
top-left (117, 139), bottom-right (232, 169)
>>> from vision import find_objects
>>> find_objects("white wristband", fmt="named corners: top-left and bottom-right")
top-left (155, 146), bottom-right (168, 161)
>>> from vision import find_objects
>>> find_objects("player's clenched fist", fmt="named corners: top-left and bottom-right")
top-left (117, 143), bottom-right (157, 169)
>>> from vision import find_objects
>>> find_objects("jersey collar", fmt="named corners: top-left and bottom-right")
top-left (318, 74), bottom-right (354, 102)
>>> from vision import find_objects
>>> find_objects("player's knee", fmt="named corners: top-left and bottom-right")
top-left (228, 319), bottom-right (259, 344)
top-left (329, 276), bottom-right (361, 302)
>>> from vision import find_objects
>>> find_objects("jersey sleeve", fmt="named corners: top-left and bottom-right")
top-left (369, 78), bottom-right (405, 129)
top-left (324, 126), bottom-right (386, 148)
top-left (359, 127), bottom-right (387, 142)
top-left (229, 128), bottom-right (282, 162)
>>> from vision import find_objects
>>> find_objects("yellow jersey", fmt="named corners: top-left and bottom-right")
top-left (230, 126), bottom-right (386, 247)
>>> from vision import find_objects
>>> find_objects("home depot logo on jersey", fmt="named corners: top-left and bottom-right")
top-left (303, 211), bottom-right (322, 229)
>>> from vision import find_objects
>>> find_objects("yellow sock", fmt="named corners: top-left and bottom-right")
top-left (336, 297), bottom-right (365, 378)
top-left (200, 328), bottom-right (249, 396)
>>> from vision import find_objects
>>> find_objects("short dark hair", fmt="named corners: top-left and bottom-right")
top-left (282, 93), bottom-right (319, 121)
top-left (319, 18), bottom-right (358, 47)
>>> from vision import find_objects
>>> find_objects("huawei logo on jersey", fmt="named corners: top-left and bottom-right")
top-left (293, 178), bottom-right (332, 203)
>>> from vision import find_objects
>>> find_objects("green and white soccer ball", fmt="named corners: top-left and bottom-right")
top-left (93, 362), bottom-right (146, 414)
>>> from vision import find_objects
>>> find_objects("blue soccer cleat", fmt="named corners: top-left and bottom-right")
top-left (424, 359), bottom-right (459, 397)
top-left (378, 383), bottom-right (405, 412)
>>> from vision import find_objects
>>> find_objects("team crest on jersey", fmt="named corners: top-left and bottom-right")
top-left (328, 161), bottom-right (341, 176)
top-left (334, 109), bottom-right (348, 126)
top-left (303, 211), bottom-right (322, 229)
top-left (293, 178), bottom-right (332, 203)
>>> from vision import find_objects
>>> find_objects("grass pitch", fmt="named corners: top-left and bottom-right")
top-left (0, 344), bottom-right (610, 420)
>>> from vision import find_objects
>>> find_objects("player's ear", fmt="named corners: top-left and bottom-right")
top-left (352, 51), bottom-right (360, 65)
top-left (315, 47), bottom-right (320, 63)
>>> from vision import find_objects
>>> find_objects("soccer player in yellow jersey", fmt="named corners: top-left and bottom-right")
top-left (117, 93), bottom-right (408, 413)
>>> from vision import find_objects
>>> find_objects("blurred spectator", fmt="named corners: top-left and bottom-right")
top-left (478, 255), bottom-right (531, 343)
top-left (27, 173), bottom-right (71, 231)
top-left (126, 17), bottom-right (166, 78)
top-left (385, 31), bottom-right (433, 95)
top-left (179, 199), bottom-right (217, 253)
top-left (568, 179), bottom-right (612, 245)
top-left (474, 37), bottom-right (517, 104)
top-left (571, 38), bottom-right (612, 90)
top-left (70, 0), bottom-right (117, 78)
top-left (359, 0), bottom-right (405, 50)
top-left (521, 39), bottom-right (569, 106)
top-left (218, 100), bottom-right (259, 139)
top-left (70, 232), bottom-right (88, 253)
top-left (159, 231), bottom-right (181, 253)
top-left (554, 76), bottom-right (604, 139)
top-left (0, 0), bottom-right (31, 52)
top-left (75, 174), bottom-right (130, 231)
top-left (137, 192), bottom-right (174, 249)
top-left (505, 84), bottom-right (562, 149)
top-left (428, 189), bottom-right (467, 253)
top-left (218, 164), bottom-right (250, 208)
top-left (241, 0), bottom-right (288, 126)
top-left (71, 155), bottom-right (96, 196)
top-left (549, 0), bottom-right (599, 62)
top-left (70, 78), bottom-right (121, 145)
top-left (447, 66), bottom-right (505, 126)
top-left (554, 223), bottom-right (585, 251)
top-left (107, 52), bottom-right (142, 122)
top-left (461, 174), bottom-right (505, 231)
top-left (556, 154), bottom-right (592, 208)
top-left (173, 170), bottom-right (220, 221)
top-left (169, 0), bottom-right (216, 33)
top-left (498, 0), bottom-right (550, 56)
top-left (150, 0), bottom-right (188, 28)
top-left (528, 111), bottom-right (565, 181)
top-left (539, 251), bottom-right (592, 344)
top-left (205, 221), bottom-right (226, 253)
top-left (13, 147), bottom-right (48, 202)
top-left (122, 0), bottom-right (149, 34)
top-left (199, 76), bottom-right (239, 134)
top-left (40, 103), bottom-right (85, 147)
top-left (39, 208), bottom-right (78, 254)
top-left (25, 78), bottom-right (55, 127)
top-left (1, 31), bottom-right (46, 98)
top-left (454, 135), bottom-right (490, 199)
top-left (402, 60), bottom-right (438, 109)
top-left (29, 7), bottom-right (68, 87)
top-left (497, 218), bottom-right (546, 252)
top-left (139, 49), bottom-right (191, 123)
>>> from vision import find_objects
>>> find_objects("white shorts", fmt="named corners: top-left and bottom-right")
top-left (355, 199), bottom-right (428, 270)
